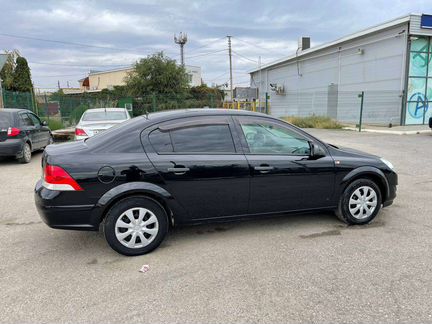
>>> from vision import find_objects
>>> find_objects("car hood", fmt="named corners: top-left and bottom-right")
top-left (327, 143), bottom-right (379, 159)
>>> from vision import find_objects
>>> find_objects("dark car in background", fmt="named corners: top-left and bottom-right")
top-left (35, 109), bottom-right (397, 256)
top-left (0, 108), bottom-right (52, 163)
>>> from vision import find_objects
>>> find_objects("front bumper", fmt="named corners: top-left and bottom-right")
top-left (0, 139), bottom-right (23, 157)
top-left (383, 171), bottom-right (398, 208)
top-left (34, 179), bottom-right (99, 231)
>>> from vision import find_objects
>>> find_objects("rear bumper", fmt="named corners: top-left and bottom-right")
top-left (0, 139), bottom-right (23, 157)
top-left (34, 179), bottom-right (99, 231)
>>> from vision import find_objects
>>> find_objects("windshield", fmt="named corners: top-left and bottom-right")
top-left (82, 110), bottom-right (127, 121)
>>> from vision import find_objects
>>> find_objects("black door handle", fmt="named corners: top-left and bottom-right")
top-left (254, 165), bottom-right (274, 173)
top-left (167, 167), bottom-right (190, 175)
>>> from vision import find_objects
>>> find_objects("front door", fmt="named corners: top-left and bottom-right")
top-left (234, 116), bottom-right (336, 215)
top-left (142, 116), bottom-right (250, 221)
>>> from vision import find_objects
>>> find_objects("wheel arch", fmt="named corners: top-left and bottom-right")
top-left (341, 166), bottom-right (389, 201)
top-left (95, 182), bottom-right (175, 226)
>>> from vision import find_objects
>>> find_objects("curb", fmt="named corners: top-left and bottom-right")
top-left (342, 127), bottom-right (431, 135)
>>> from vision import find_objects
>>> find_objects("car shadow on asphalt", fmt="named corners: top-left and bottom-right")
top-left (0, 151), bottom-right (43, 166)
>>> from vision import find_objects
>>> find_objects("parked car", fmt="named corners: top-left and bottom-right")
top-left (75, 108), bottom-right (131, 140)
top-left (35, 109), bottom-right (397, 256)
top-left (0, 108), bottom-right (52, 163)
top-left (429, 117), bottom-right (432, 129)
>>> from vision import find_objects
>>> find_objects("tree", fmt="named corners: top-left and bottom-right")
top-left (12, 57), bottom-right (33, 92)
top-left (125, 52), bottom-right (189, 97)
top-left (0, 50), bottom-right (20, 90)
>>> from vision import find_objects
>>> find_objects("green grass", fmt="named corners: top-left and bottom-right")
top-left (282, 115), bottom-right (343, 129)
top-left (41, 118), bottom-right (64, 131)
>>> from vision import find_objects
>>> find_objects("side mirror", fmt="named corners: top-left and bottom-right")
top-left (42, 120), bottom-right (48, 126)
top-left (309, 141), bottom-right (325, 159)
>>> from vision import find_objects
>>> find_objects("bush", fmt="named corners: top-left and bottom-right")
top-left (282, 115), bottom-right (343, 129)
top-left (70, 104), bottom-right (89, 124)
top-left (41, 118), bottom-right (64, 131)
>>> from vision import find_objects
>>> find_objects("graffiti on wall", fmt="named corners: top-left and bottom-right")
top-left (406, 36), bottom-right (432, 125)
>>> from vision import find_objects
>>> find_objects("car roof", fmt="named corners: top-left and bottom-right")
top-left (1, 108), bottom-right (33, 114)
top-left (83, 108), bottom-right (128, 113)
top-left (147, 108), bottom-right (270, 122)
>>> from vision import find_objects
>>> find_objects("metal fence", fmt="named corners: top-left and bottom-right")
top-left (268, 90), bottom-right (403, 126)
top-left (1, 89), bottom-right (223, 129)
top-left (2, 88), bottom-right (405, 128)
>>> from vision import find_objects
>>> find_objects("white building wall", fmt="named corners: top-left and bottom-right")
top-left (251, 23), bottom-right (408, 124)
top-left (185, 65), bottom-right (202, 87)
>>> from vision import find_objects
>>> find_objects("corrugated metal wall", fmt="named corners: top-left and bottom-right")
top-left (251, 23), bottom-right (408, 125)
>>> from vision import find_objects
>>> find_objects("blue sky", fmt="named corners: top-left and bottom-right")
top-left (1, 0), bottom-right (432, 91)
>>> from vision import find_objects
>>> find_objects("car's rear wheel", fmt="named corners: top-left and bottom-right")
top-left (336, 178), bottom-right (382, 225)
top-left (18, 143), bottom-right (31, 164)
top-left (103, 196), bottom-right (168, 256)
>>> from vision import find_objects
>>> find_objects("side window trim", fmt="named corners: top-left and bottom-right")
top-left (234, 116), bottom-right (311, 156)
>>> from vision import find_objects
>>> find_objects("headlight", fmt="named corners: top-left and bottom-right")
top-left (380, 158), bottom-right (394, 170)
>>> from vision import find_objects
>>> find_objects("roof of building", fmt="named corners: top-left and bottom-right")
top-left (249, 14), bottom-right (416, 73)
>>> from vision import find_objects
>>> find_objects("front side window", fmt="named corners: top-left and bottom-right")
top-left (240, 121), bottom-right (310, 155)
top-left (28, 113), bottom-right (41, 126)
top-left (149, 124), bottom-right (236, 154)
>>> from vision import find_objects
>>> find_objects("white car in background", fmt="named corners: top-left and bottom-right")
top-left (75, 108), bottom-right (131, 140)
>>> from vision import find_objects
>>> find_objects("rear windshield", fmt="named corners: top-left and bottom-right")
top-left (0, 111), bottom-right (14, 128)
top-left (82, 110), bottom-right (127, 121)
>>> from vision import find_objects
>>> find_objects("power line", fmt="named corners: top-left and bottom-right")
top-left (0, 32), bottom-right (179, 57)
top-left (189, 36), bottom-right (226, 51)
top-left (29, 61), bottom-right (133, 68)
top-left (36, 73), bottom-right (86, 78)
top-left (233, 36), bottom-right (287, 56)
top-left (232, 50), bottom-right (259, 63)
top-left (185, 49), bottom-right (226, 59)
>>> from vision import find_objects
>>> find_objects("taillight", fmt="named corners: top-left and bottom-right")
top-left (43, 164), bottom-right (83, 191)
top-left (75, 128), bottom-right (87, 136)
top-left (7, 127), bottom-right (21, 137)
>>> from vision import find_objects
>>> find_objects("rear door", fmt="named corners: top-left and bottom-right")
top-left (142, 115), bottom-right (250, 221)
top-left (234, 116), bottom-right (335, 214)
top-left (18, 112), bottom-right (39, 148)
top-left (28, 112), bottom-right (50, 147)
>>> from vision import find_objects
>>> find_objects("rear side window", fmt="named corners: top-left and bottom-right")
top-left (149, 129), bottom-right (173, 153)
top-left (149, 124), bottom-right (236, 154)
top-left (0, 112), bottom-right (14, 128)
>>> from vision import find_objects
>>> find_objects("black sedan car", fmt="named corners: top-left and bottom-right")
top-left (0, 108), bottom-right (52, 163)
top-left (35, 109), bottom-right (397, 256)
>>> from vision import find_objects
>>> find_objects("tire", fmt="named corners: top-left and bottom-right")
top-left (103, 196), bottom-right (168, 256)
top-left (336, 178), bottom-right (382, 225)
top-left (17, 143), bottom-right (31, 164)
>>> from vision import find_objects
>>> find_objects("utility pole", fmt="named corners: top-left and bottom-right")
top-left (227, 35), bottom-right (233, 103)
top-left (174, 32), bottom-right (188, 66)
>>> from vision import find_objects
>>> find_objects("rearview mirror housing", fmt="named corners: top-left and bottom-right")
top-left (309, 141), bottom-right (326, 159)
top-left (42, 120), bottom-right (48, 127)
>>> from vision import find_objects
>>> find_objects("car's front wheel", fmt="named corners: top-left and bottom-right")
top-left (336, 178), bottom-right (382, 225)
top-left (103, 196), bottom-right (168, 256)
